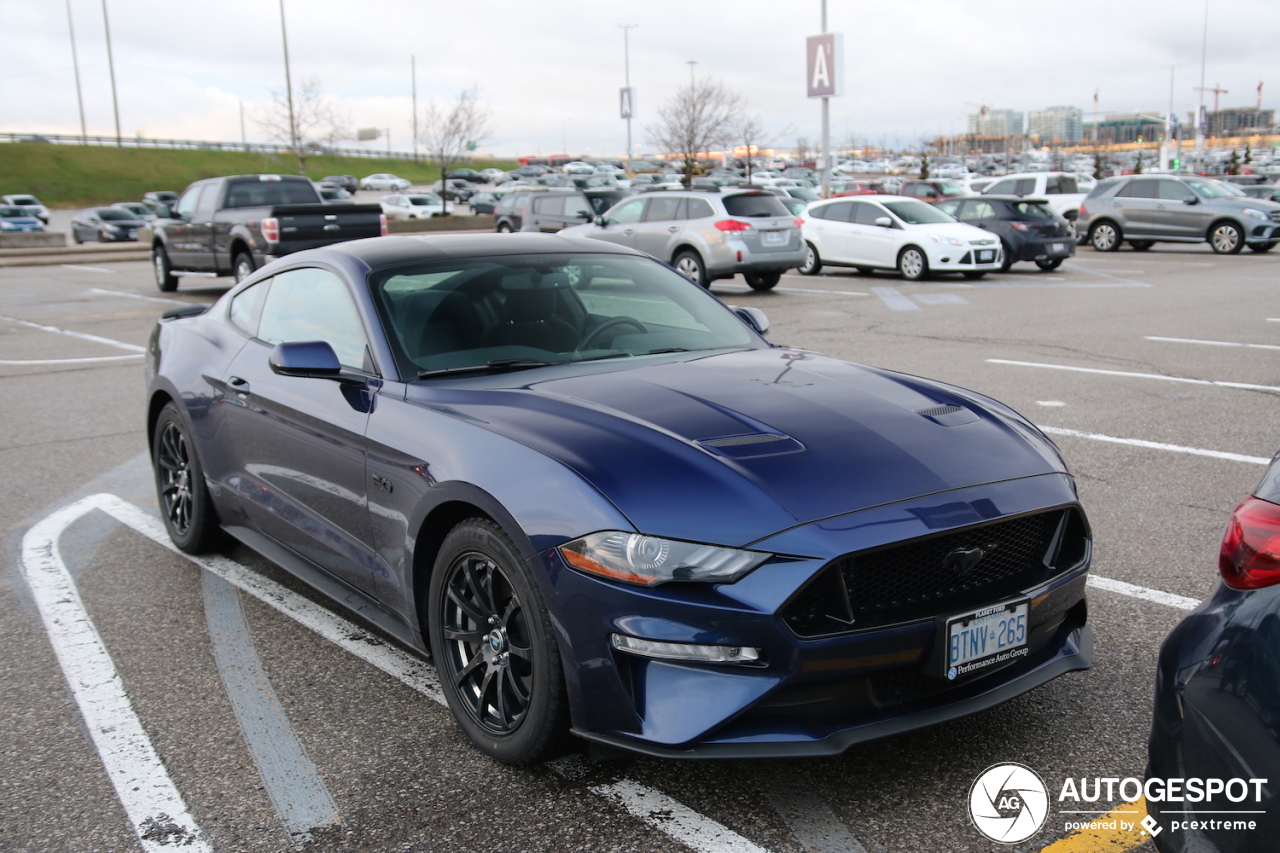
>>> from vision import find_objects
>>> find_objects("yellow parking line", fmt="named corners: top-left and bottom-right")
top-left (1039, 798), bottom-right (1149, 852)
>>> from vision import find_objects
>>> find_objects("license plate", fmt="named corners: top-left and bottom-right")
top-left (946, 600), bottom-right (1028, 679)
top-left (1051, 242), bottom-right (1064, 253)
top-left (128, 229), bottom-right (137, 238)
top-left (762, 231), bottom-right (786, 245)
top-left (976, 250), bottom-right (994, 263)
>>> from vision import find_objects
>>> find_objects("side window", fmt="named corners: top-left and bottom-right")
top-left (229, 280), bottom-right (267, 336)
top-left (175, 186), bottom-right (202, 220)
top-left (1157, 180), bottom-right (1191, 200)
top-left (1116, 180), bottom-right (1156, 199)
top-left (852, 202), bottom-right (881, 225)
top-left (963, 201), bottom-right (996, 221)
top-left (823, 201), bottom-right (856, 222)
top-left (643, 196), bottom-right (683, 222)
top-left (936, 200), bottom-right (961, 218)
top-left (256, 267), bottom-right (369, 371)
top-left (987, 179), bottom-right (1015, 194)
top-left (1047, 176), bottom-right (1078, 194)
top-left (1015, 179), bottom-right (1036, 195)
top-left (533, 195), bottom-right (564, 215)
top-left (193, 183), bottom-right (219, 219)
top-left (606, 198), bottom-right (646, 225)
top-left (686, 198), bottom-right (715, 219)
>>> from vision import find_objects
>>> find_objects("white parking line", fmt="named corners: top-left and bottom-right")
top-left (0, 354), bottom-right (143, 365)
top-left (871, 286), bottom-right (920, 311)
top-left (1144, 336), bottom-right (1280, 351)
top-left (60, 264), bottom-right (118, 274)
top-left (760, 770), bottom-right (867, 853)
top-left (1087, 576), bottom-right (1199, 611)
top-left (717, 284), bottom-right (868, 297)
top-left (26, 494), bottom-right (775, 853)
top-left (22, 497), bottom-right (211, 853)
top-left (1039, 425), bottom-right (1272, 465)
top-left (89, 288), bottom-right (186, 305)
top-left (0, 313), bottom-right (146, 352)
top-left (988, 359), bottom-right (1280, 393)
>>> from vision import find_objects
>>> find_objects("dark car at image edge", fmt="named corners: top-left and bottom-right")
top-left (146, 233), bottom-right (1093, 764)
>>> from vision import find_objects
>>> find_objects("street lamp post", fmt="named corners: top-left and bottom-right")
top-left (100, 0), bottom-right (122, 147)
top-left (618, 24), bottom-right (637, 172)
top-left (277, 0), bottom-right (299, 165)
top-left (65, 0), bottom-right (87, 142)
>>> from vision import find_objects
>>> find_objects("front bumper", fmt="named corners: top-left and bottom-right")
top-left (924, 242), bottom-right (1002, 272)
top-left (546, 474), bottom-right (1092, 757)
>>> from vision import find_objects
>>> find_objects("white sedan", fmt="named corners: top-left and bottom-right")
top-left (380, 193), bottom-right (445, 219)
top-left (797, 195), bottom-right (1002, 280)
top-left (361, 173), bottom-right (411, 191)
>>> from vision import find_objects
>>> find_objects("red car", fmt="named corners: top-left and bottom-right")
top-left (831, 180), bottom-right (881, 197)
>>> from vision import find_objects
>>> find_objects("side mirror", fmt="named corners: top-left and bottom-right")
top-left (596, 215), bottom-right (608, 226)
top-left (1183, 195), bottom-right (1198, 205)
top-left (734, 306), bottom-right (770, 336)
top-left (874, 216), bottom-right (893, 228)
top-left (269, 341), bottom-right (361, 384)
top-left (578, 210), bottom-right (593, 220)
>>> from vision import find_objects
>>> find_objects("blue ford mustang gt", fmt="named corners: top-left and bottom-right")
top-left (146, 234), bottom-right (1093, 763)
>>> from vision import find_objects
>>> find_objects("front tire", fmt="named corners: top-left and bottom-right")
top-left (798, 241), bottom-right (822, 276)
top-left (233, 252), bottom-right (255, 284)
top-left (744, 271), bottom-right (781, 291)
top-left (1035, 257), bottom-right (1064, 271)
top-left (898, 246), bottom-right (929, 281)
top-left (152, 403), bottom-right (222, 554)
top-left (496, 222), bottom-right (513, 233)
top-left (153, 246), bottom-right (178, 292)
top-left (962, 271), bottom-right (986, 279)
top-left (1209, 222), bottom-right (1244, 254)
top-left (1129, 240), bottom-right (1154, 251)
top-left (673, 249), bottom-right (709, 288)
top-left (1089, 221), bottom-right (1122, 252)
top-left (428, 519), bottom-right (569, 765)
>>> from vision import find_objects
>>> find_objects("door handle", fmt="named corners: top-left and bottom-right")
top-left (228, 376), bottom-right (250, 395)
top-left (667, 226), bottom-right (679, 232)
top-left (623, 229), bottom-right (635, 235)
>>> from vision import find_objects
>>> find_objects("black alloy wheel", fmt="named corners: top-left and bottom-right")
top-left (1035, 258), bottom-right (1064, 271)
top-left (152, 403), bottom-right (221, 553)
top-left (429, 519), bottom-right (569, 764)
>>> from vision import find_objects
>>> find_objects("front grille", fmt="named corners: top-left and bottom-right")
top-left (783, 508), bottom-right (1085, 637)
top-left (1270, 210), bottom-right (1280, 222)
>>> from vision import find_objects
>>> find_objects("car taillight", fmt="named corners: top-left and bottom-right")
top-left (714, 219), bottom-right (753, 232)
top-left (380, 213), bottom-right (388, 236)
top-left (261, 217), bottom-right (279, 243)
top-left (1078, 203), bottom-right (1089, 219)
top-left (1219, 496), bottom-right (1280, 589)
top-left (792, 216), bottom-right (804, 228)
top-left (1011, 222), bottom-right (1029, 231)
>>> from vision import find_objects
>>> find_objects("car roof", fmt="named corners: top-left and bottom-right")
top-left (960, 195), bottom-right (1052, 204)
top-left (320, 233), bottom-right (648, 267)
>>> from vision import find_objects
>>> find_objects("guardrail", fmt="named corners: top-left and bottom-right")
top-left (0, 132), bottom-right (427, 161)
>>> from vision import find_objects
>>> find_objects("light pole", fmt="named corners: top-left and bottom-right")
top-left (820, 0), bottom-right (830, 198)
top-left (100, 0), bottom-right (122, 146)
top-left (618, 23), bottom-right (637, 171)
top-left (411, 55), bottom-right (419, 163)
top-left (687, 60), bottom-right (697, 88)
top-left (277, 0), bottom-right (299, 168)
top-left (65, 0), bottom-right (87, 142)
top-left (1196, 0), bottom-right (1209, 157)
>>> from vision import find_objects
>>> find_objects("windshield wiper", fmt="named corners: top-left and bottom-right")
top-left (637, 347), bottom-right (691, 355)
top-left (418, 358), bottom-right (552, 379)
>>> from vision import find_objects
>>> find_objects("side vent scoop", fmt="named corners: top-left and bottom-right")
top-left (916, 404), bottom-right (979, 427)
top-left (697, 433), bottom-right (804, 459)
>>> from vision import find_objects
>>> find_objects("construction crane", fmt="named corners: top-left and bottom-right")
top-left (1259, 81), bottom-right (1265, 109)
top-left (966, 100), bottom-right (992, 116)
top-left (1194, 83), bottom-right (1229, 112)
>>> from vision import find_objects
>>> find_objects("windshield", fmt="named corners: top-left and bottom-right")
top-left (1185, 179), bottom-right (1247, 198)
top-left (407, 195), bottom-right (441, 205)
top-left (369, 253), bottom-right (759, 378)
top-left (10, 196), bottom-right (39, 205)
top-left (0, 207), bottom-right (31, 217)
top-left (98, 209), bottom-right (138, 221)
top-left (882, 200), bottom-right (955, 224)
top-left (935, 182), bottom-right (965, 196)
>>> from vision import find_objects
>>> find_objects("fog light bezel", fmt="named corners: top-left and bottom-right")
top-left (610, 633), bottom-right (762, 665)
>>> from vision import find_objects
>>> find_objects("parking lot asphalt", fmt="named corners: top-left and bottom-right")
top-left (1, 242), bottom-right (1274, 852)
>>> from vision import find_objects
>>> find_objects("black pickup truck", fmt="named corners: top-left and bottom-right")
top-left (150, 174), bottom-right (385, 291)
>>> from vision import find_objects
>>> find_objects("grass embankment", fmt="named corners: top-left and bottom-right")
top-left (0, 142), bottom-right (516, 208)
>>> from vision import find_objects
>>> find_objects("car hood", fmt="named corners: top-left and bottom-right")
top-left (910, 221), bottom-right (998, 241)
top-left (407, 348), bottom-right (1065, 549)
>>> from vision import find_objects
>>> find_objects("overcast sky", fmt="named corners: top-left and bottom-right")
top-left (4, 0), bottom-right (1278, 158)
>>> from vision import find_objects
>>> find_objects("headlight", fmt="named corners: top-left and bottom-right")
top-left (102, 224), bottom-right (121, 232)
top-left (927, 233), bottom-right (965, 247)
top-left (1243, 208), bottom-right (1268, 220)
top-left (559, 531), bottom-right (770, 586)
top-left (0, 222), bottom-right (15, 231)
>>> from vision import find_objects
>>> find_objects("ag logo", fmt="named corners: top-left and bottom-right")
top-left (968, 763), bottom-right (1049, 844)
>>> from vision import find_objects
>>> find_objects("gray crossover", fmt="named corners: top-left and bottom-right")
top-left (1076, 175), bottom-right (1280, 254)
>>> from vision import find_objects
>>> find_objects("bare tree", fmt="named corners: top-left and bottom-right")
top-left (731, 114), bottom-right (791, 183)
top-left (419, 86), bottom-right (493, 213)
top-left (795, 136), bottom-right (811, 166)
top-left (648, 79), bottom-right (743, 186)
top-left (254, 76), bottom-right (349, 176)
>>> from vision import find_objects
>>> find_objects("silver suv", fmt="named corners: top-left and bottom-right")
top-left (560, 189), bottom-right (805, 290)
top-left (1077, 175), bottom-right (1280, 254)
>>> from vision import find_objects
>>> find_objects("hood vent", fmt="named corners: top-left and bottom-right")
top-left (697, 433), bottom-right (804, 459)
top-left (917, 404), bottom-right (980, 427)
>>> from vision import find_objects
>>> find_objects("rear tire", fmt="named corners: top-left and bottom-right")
top-left (999, 240), bottom-right (1013, 272)
top-left (153, 246), bottom-right (178, 292)
top-left (898, 246), bottom-right (929, 281)
top-left (673, 249), bottom-right (709, 288)
top-left (1089, 221), bottom-right (1122, 252)
top-left (1035, 258), bottom-right (1064, 271)
top-left (233, 252), bottom-right (255, 284)
top-left (744, 271), bottom-right (782, 291)
top-left (797, 242), bottom-right (822, 276)
top-left (428, 519), bottom-right (570, 764)
top-left (152, 403), bottom-right (222, 554)
top-left (1129, 240), bottom-right (1154, 251)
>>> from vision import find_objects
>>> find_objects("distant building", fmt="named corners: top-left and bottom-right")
top-left (1028, 106), bottom-right (1083, 144)
top-left (1205, 107), bottom-right (1274, 137)
top-left (1086, 113), bottom-right (1175, 145)
top-left (967, 108), bottom-right (1024, 137)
